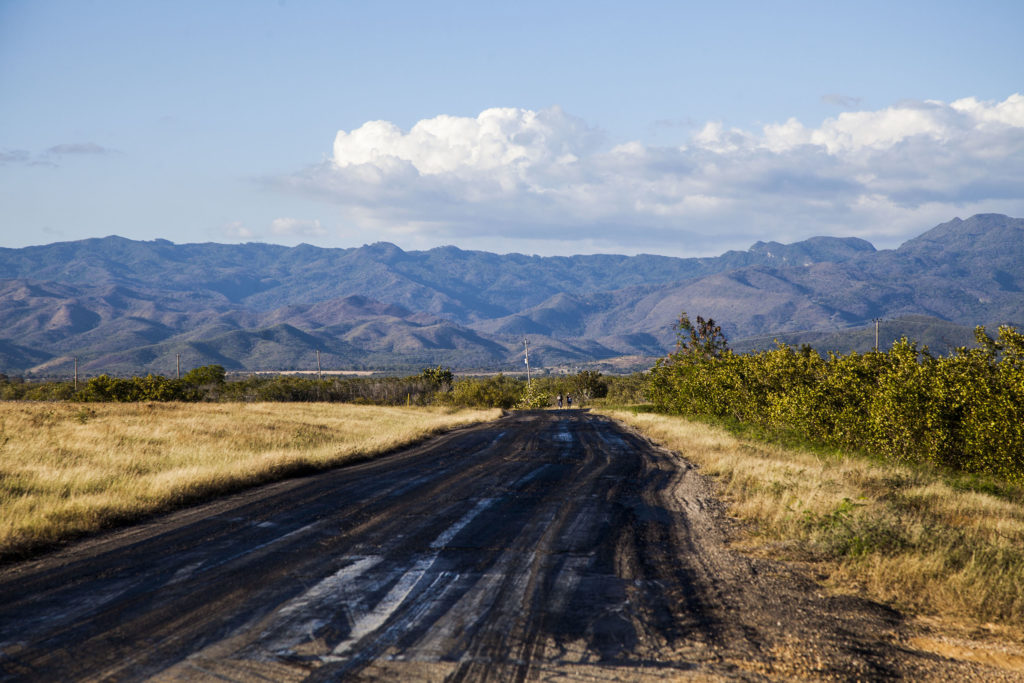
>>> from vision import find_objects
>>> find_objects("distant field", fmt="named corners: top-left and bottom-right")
top-left (0, 402), bottom-right (501, 561)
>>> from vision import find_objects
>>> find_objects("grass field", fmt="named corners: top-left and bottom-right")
top-left (603, 409), bottom-right (1024, 639)
top-left (0, 402), bottom-right (501, 561)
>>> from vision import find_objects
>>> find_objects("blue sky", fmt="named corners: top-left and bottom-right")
top-left (2, 0), bottom-right (1022, 256)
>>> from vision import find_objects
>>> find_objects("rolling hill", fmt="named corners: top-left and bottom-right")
top-left (0, 214), bottom-right (1021, 376)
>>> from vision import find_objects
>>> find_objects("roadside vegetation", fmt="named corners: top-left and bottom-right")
top-left (606, 409), bottom-right (1024, 634)
top-left (648, 313), bottom-right (1024, 481)
top-left (0, 402), bottom-right (499, 561)
top-left (0, 364), bottom-right (643, 410)
top-left (602, 311), bottom-right (1024, 636)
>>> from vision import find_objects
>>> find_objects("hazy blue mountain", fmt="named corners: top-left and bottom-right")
top-left (0, 214), bottom-right (1021, 375)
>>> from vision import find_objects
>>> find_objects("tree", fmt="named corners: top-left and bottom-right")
top-left (571, 370), bottom-right (608, 405)
top-left (420, 365), bottom-right (454, 390)
top-left (516, 380), bottom-right (549, 409)
top-left (444, 374), bottom-right (524, 409)
top-left (182, 364), bottom-right (226, 386)
top-left (647, 312), bottom-right (731, 415)
top-left (672, 312), bottom-right (729, 358)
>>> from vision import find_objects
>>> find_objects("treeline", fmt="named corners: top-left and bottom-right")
top-left (648, 313), bottom-right (1024, 481)
top-left (1, 365), bottom-right (232, 403)
top-left (0, 364), bottom-right (647, 409)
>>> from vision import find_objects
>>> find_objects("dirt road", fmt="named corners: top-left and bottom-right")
top-left (0, 411), bottom-right (1000, 681)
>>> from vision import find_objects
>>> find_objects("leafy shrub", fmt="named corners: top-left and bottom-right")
top-left (603, 373), bottom-right (648, 405)
top-left (182, 364), bottom-right (226, 386)
top-left (78, 374), bottom-right (185, 402)
top-left (420, 366), bottom-right (454, 389)
top-left (649, 317), bottom-right (1024, 481)
top-left (516, 381), bottom-right (549, 409)
top-left (444, 374), bottom-right (524, 409)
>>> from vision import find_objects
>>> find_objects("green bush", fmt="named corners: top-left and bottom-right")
top-left (649, 318), bottom-right (1024, 482)
top-left (603, 373), bottom-right (648, 405)
top-left (516, 381), bottom-right (549, 409)
top-left (444, 374), bottom-right (524, 409)
top-left (78, 374), bottom-right (185, 402)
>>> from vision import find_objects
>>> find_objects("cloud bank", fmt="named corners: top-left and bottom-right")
top-left (287, 95), bottom-right (1024, 255)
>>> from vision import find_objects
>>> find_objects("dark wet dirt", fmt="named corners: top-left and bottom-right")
top-left (0, 411), bottom-right (1016, 681)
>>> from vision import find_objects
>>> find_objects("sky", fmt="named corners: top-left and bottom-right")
top-left (1, 0), bottom-right (1023, 257)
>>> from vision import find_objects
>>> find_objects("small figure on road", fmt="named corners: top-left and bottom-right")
top-left (556, 394), bottom-right (563, 409)
top-left (566, 395), bottom-right (572, 409)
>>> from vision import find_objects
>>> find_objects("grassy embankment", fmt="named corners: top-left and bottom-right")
top-left (603, 409), bottom-right (1024, 637)
top-left (0, 402), bottom-right (500, 561)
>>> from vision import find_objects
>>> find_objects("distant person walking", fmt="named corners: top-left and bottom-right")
top-left (566, 395), bottom-right (572, 409)
top-left (556, 394), bottom-right (563, 409)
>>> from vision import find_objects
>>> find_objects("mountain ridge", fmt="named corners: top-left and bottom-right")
top-left (1, 214), bottom-right (1021, 375)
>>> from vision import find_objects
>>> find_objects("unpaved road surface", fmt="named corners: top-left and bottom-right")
top-left (0, 411), bottom-right (1009, 681)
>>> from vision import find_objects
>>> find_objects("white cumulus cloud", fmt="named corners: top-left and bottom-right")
top-left (333, 107), bottom-right (600, 178)
top-left (285, 95), bottom-right (1024, 255)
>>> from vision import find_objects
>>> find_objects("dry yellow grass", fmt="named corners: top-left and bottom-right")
top-left (603, 410), bottom-right (1024, 634)
top-left (0, 402), bottom-right (500, 560)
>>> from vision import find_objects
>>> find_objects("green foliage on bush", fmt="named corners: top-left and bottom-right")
top-left (0, 379), bottom-right (77, 401)
top-left (602, 373), bottom-right (648, 405)
top-left (571, 370), bottom-right (608, 401)
top-left (0, 363), bottom-right (637, 412)
top-left (78, 374), bottom-right (185, 402)
top-left (443, 374), bottom-right (524, 409)
top-left (420, 365), bottom-right (454, 389)
top-left (516, 381), bottom-right (549, 409)
top-left (181, 364), bottom-right (226, 387)
top-left (648, 318), bottom-right (1024, 481)
top-left (218, 375), bottom-right (441, 405)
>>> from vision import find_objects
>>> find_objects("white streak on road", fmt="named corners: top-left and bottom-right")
top-left (430, 498), bottom-right (494, 550)
top-left (327, 497), bottom-right (496, 659)
top-left (275, 555), bottom-right (384, 622)
top-left (328, 557), bottom-right (435, 657)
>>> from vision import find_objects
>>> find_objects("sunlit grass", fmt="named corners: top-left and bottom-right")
top-left (603, 409), bottom-right (1024, 632)
top-left (0, 402), bottom-right (500, 560)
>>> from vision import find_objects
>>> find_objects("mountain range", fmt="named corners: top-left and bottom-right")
top-left (1, 213), bottom-right (1022, 376)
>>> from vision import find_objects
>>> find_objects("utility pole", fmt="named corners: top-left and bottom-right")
top-left (316, 349), bottom-right (322, 381)
top-left (74, 357), bottom-right (78, 391)
top-left (523, 339), bottom-right (531, 386)
top-left (176, 353), bottom-right (181, 380)
top-left (872, 318), bottom-right (882, 352)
